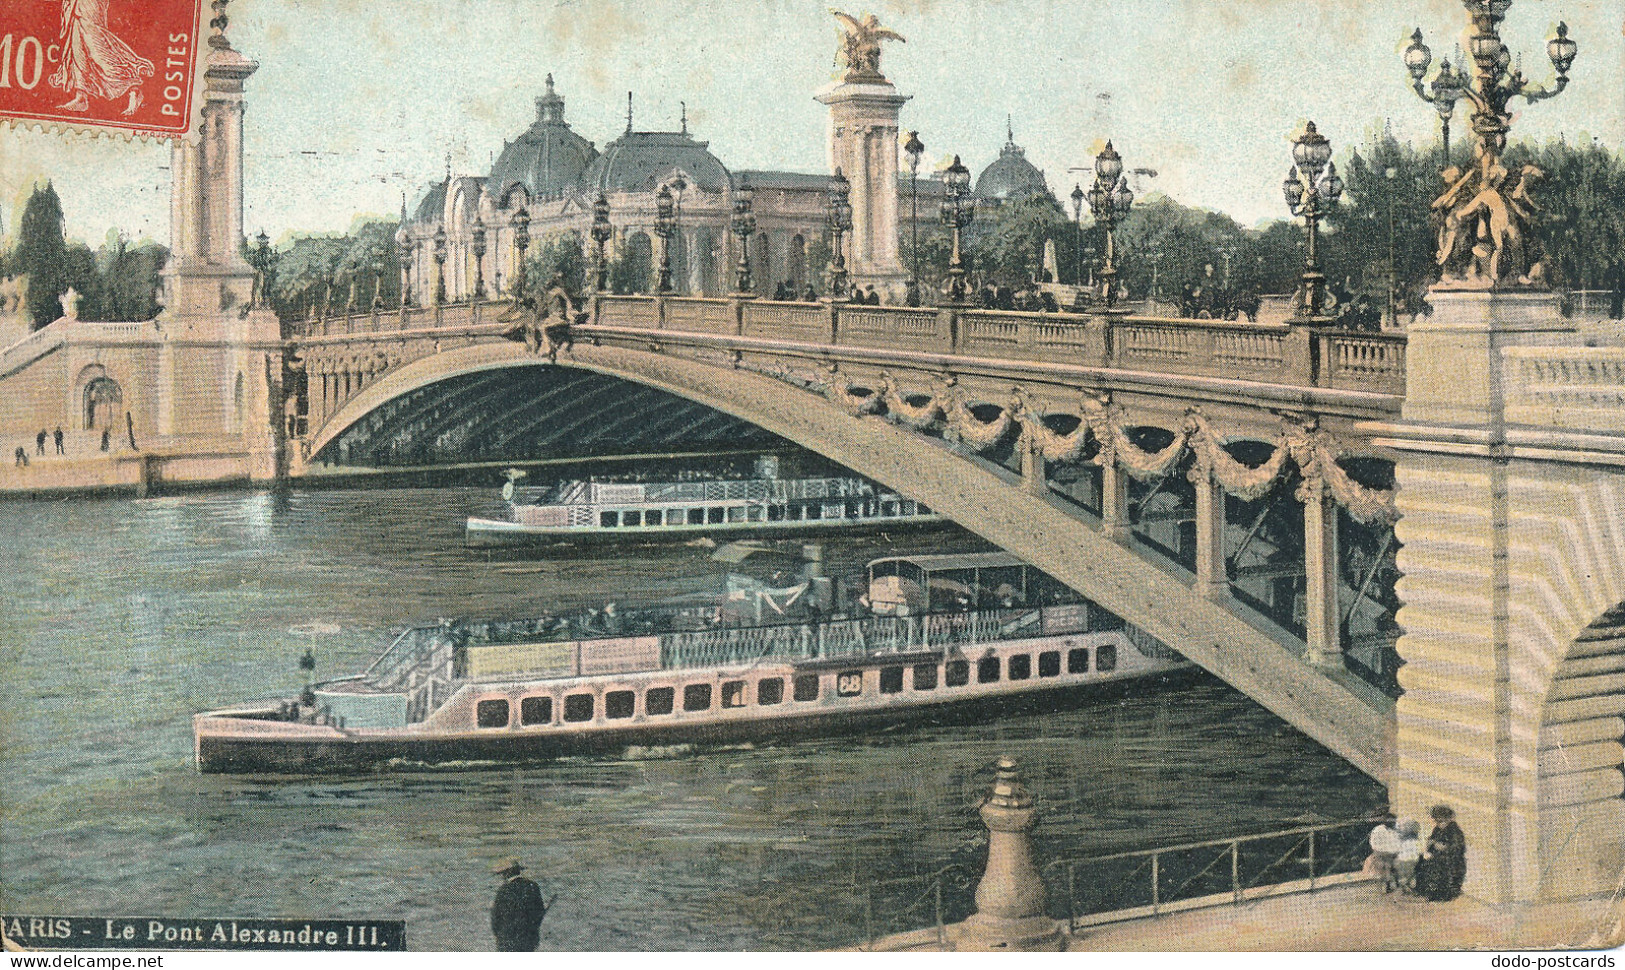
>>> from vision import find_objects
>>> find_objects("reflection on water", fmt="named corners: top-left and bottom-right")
top-left (0, 488), bottom-right (1383, 950)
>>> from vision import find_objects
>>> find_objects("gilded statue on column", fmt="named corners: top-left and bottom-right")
top-left (829, 10), bottom-right (905, 81)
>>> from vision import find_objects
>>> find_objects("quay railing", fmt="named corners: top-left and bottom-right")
top-left (853, 818), bottom-right (1375, 950)
top-left (1042, 819), bottom-right (1373, 931)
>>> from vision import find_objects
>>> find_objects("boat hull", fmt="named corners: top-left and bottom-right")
top-left (195, 669), bottom-right (1197, 774)
top-left (464, 514), bottom-right (949, 547)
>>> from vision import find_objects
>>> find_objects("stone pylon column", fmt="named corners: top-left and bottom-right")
top-left (951, 758), bottom-right (1063, 951)
top-left (1373, 289), bottom-right (1577, 903)
top-left (816, 78), bottom-right (909, 300)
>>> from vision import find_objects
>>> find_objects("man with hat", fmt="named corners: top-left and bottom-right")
top-left (490, 858), bottom-right (547, 951)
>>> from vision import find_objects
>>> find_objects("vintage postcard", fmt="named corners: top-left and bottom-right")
top-left (1, 0), bottom-right (1623, 956)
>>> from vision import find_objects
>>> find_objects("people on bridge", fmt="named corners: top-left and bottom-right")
top-left (802, 283), bottom-right (818, 301)
top-left (1413, 804), bottom-right (1467, 902)
top-left (490, 858), bottom-right (548, 951)
top-left (53, 427), bottom-right (64, 455)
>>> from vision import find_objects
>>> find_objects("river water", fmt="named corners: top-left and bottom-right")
top-left (0, 487), bottom-right (1384, 950)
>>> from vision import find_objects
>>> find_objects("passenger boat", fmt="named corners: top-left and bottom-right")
top-left (465, 471), bottom-right (944, 545)
top-left (193, 553), bottom-right (1190, 773)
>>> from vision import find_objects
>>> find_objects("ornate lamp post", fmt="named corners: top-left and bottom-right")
top-left (371, 256), bottom-right (385, 310)
top-left (590, 193), bottom-right (613, 294)
top-left (903, 131), bottom-right (924, 291)
top-left (939, 155), bottom-right (974, 304)
top-left (1402, 32), bottom-right (1470, 161)
top-left (470, 214), bottom-right (488, 301)
top-left (396, 227), bottom-right (414, 308)
top-left (730, 179), bottom-right (757, 296)
top-left (251, 229), bottom-right (271, 309)
top-left (653, 184), bottom-right (676, 294)
top-left (1069, 183), bottom-right (1084, 290)
top-left (432, 224), bottom-right (447, 306)
top-left (827, 168), bottom-right (853, 302)
top-left (1402, 3), bottom-right (1576, 286)
top-left (509, 206), bottom-right (530, 302)
top-left (1086, 141), bottom-right (1134, 308)
top-left (1281, 121), bottom-right (1344, 318)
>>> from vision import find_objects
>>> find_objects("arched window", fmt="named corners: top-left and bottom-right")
top-left (83, 377), bottom-right (123, 430)
top-left (789, 235), bottom-right (807, 293)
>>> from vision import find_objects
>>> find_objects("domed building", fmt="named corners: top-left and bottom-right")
top-left (973, 120), bottom-right (1053, 204)
top-left (403, 80), bottom-right (830, 301)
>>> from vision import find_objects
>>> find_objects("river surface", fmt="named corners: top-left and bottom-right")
top-left (0, 487), bottom-right (1385, 950)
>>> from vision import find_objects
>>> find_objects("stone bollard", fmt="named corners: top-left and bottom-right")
top-left (952, 756), bottom-right (1064, 951)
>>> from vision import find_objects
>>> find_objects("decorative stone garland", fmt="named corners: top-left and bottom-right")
top-left (880, 372), bottom-right (947, 431)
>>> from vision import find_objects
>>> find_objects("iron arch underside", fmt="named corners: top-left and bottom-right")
top-left (314, 366), bottom-right (788, 466)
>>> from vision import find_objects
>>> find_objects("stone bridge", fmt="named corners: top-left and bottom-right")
top-left (286, 292), bottom-right (1625, 903)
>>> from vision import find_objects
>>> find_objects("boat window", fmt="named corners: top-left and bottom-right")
top-left (945, 660), bottom-right (970, 687)
top-left (758, 677), bottom-right (784, 705)
top-left (1097, 643), bottom-right (1117, 672)
top-left (793, 674), bottom-right (820, 702)
top-left (645, 510), bottom-right (663, 526)
top-left (721, 680), bottom-right (746, 709)
top-left (683, 683), bottom-right (713, 712)
top-left (1008, 654), bottom-right (1032, 681)
top-left (788, 505), bottom-right (804, 521)
top-left (605, 690), bottom-right (635, 719)
top-left (912, 663), bottom-right (938, 691)
top-left (476, 699), bottom-right (510, 729)
top-left (564, 694), bottom-right (594, 722)
top-left (707, 507), bottom-right (725, 524)
top-left (646, 686), bottom-right (675, 716)
top-left (836, 670), bottom-right (863, 697)
top-left (727, 507), bottom-right (746, 523)
top-left (879, 666), bottom-right (904, 694)
top-left (977, 656), bottom-right (1001, 684)
top-left (520, 696), bottom-right (552, 726)
top-left (845, 502), bottom-right (859, 518)
top-left (747, 506), bottom-right (766, 522)
top-left (805, 504), bottom-right (822, 520)
top-left (600, 511), bottom-right (618, 528)
top-left (767, 505), bottom-right (785, 522)
top-left (687, 508), bottom-right (704, 525)
top-left (622, 510), bottom-right (641, 527)
top-left (901, 500), bottom-right (916, 514)
top-left (882, 501), bottom-right (899, 516)
top-left (1067, 647), bottom-right (1090, 674)
top-left (1038, 651), bottom-right (1061, 678)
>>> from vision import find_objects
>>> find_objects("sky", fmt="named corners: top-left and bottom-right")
top-left (2, 0), bottom-right (1621, 250)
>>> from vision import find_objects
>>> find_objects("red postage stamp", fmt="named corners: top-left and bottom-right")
top-left (0, 0), bottom-right (205, 137)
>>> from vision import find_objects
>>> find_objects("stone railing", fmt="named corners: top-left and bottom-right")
top-left (1503, 346), bottom-right (1625, 434)
top-left (294, 296), bottom-right (1409, 397)
top-left (581, 296), bottom-right (1406, 396)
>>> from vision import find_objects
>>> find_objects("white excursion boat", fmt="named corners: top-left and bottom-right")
top-left (193, 553), bottom-right (1190, 773)
top-left (465, 470), bottom-right (944, 546)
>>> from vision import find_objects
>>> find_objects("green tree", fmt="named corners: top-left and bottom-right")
top-left (97, 235), bottom-right (169, 322)
top-left (524, 230), bottom-right (586, 296)
top-left (271, 235), bottom-right (347, 322)
top-left (336, 221), bottom-right (401, 309)
top-left (13, 182), bottom-right (69, 328)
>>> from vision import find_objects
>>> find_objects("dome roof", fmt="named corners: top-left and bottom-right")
top-left (581, 128), bottom-right (730, 195)
top-left (412, 181), bottom-right (447, 223)
top-left (486, 75), bottom-right (598, 205)
top-left (975, 124), bottom-right (1050, 202)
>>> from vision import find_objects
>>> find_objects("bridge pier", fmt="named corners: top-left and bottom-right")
top-left (1192, 465), bottom-right (1229, 600)
top-left (1099, 459), bottom-right (1132, 543)
top-left (1377, 289), bottom-right (1625, 903)
top-left (1302, 479), bottom-right (1342, 666)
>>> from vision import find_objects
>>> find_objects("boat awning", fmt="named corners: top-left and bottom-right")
top-left (867, 551), bottom-right (1029, 575)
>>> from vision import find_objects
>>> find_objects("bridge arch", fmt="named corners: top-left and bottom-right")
top-left (300, 337), bottom-right (1393, 779)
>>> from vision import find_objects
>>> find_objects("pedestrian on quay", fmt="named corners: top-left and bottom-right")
top-left (14, 445), bottom-right (29, 467)
top-left (100, 428), bottom-right (111, 452)
top-left (490, 858), bottom-right (548, 952)
top-left (1394, 819), bottom-right (1422, 894)
top-left (1414, 805), bottom-right (1467, 902)
top-left (53, 427), bottom-right (64, 455)
top-left (1367, 813), bottom-right (1401, 892)
top-left (126, 412), bottom-right (138, 451)
top-left (35, 429), bottom-right (46, 455)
